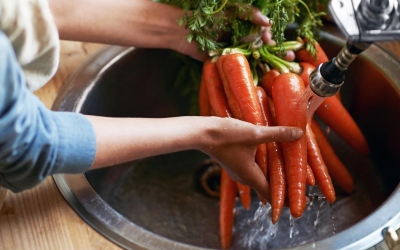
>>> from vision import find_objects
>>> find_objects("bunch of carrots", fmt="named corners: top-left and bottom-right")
top-left (198, 40), bottom-right (370, 249)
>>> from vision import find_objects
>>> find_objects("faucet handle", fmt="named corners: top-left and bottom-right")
top-left (329, 0), bottom-right (400, 42)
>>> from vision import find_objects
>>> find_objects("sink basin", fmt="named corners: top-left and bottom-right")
top-left (52, 32), bottom-right (400, 249)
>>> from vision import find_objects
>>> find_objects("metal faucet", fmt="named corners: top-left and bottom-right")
top-left (309, 0), bottom-right (400, 97)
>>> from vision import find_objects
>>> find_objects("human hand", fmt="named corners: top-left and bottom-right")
top-left (175, 6), bottom-right (295, 62)
top-left (198, 117), bottom-right (303, 203)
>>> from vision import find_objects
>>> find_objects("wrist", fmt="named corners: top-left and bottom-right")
top-left (195, 116), bottom-right (226, 153)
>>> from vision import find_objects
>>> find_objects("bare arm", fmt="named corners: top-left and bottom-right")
top-left (48, 0), bottom-right (206, 60)
top-left (48, 0), bottom-right (285, 61)
top-left (86, 115), bottom-right (303, 202)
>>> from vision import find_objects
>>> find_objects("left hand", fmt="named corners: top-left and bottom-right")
top-left (175, 6), bottom-right (295, 62)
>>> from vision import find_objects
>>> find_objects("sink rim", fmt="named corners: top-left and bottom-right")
top-left (52, 33), bottom-right (400, 250)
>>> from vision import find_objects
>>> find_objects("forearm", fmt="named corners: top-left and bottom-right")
top-left (49, 0), bottom-right (188, 50)
top-left (87, 115), bottom-right (210, 169)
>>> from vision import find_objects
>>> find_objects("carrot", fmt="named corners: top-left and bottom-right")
top-left (306, 164), bottom-right (316, 186)
top-left (216, 53), bottom-right (264, 128)
top-left (203, 58), bottom-right (231, 118)
top-left (217, 53), bottom-right (268, 181)
top-left (252, 86), bottom-right (269, 177)
top-left (298, 62), bottom-right (316, 87)
top-left (295, 40), bottom-right (329, 68)
top-left (219, 169), bottom-right (237, 250)
top-left (310, 119), bottom-right (354, 194)
top-left (256, 86), bottom-right (286, 224)
top-left (315, 97), bottom-right (370, 156)
top-left (198, 76), bottom-right (211, 116)
top-left (271, 72), bottom-right (308, 218)
top-left (202, 58), bottom-right (252, 210)
top-left (260, 69), bottom-right (280, 97)
top-left (306, 123), bottom-right (336, 203)
top-left (298, 61), bottom-right (369, 156)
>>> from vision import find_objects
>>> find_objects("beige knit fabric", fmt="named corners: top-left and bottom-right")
top-left (0, 0), bottom-right (60, 92)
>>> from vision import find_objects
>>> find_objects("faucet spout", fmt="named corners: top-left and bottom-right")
top-left (309, 41), bottom-right (372, 97)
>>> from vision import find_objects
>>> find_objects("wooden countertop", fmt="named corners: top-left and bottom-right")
top-left (0, 39), bottom-right (399, 250)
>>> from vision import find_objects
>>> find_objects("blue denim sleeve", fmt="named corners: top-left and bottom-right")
top-left (0, 31), bottom-right (97, 192)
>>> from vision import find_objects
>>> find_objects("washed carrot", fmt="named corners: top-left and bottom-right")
top-left (256, 86), bottom-right (286, 224)
top-left (260, 69), bottom-right (280, 97)
top-left (253, 86), bottom-right (270, 177)
top-left (298, 62), bottom-right (316, 86)
top-left (271, 73), bottom-right (308, 218)
top-left (216, 53), bottom-right (264, 127)
top-left (310, 119), bottom-right (354, 194)
top-left (198, 76), bottom-right (211, 116)
top-left (315, 97), bottom-right (370, 155)
top-left (203, 58), bottom-right (231, 118)
top-left (202, 58), bottom-right (251, 210)
top-left (217, 53), bottom-right (268, 181)
top-left (220, 169), bottom-right (237, 250)
top-left (306, 164), bottom-right (316, 186)
top-left (295, 40), bottom-right (329, 68)
top-left (306, 123), bottom-right (336, 203)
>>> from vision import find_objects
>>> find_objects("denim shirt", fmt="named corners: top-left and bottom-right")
top-left (0, 31), bottom-right (96, 192)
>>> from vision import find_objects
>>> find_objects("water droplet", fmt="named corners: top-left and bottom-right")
top-left (330, 203), bottom-right (336, 235)
top-left (289, 215), bottom-right (295, 239)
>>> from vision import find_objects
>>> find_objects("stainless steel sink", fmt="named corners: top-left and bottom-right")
top-left (52, 31), bottom-right (400, 250)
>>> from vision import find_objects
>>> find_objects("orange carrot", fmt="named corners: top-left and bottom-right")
top-left (199, 76), bottom-right (211, 116)
top-left (310, 119), bottom-right (354, 194)
top-left (298, 62), bottom-right (316, 86)
top-left (217, 53), bottom-right (268, 184)
top-left (203, 58), bottom-right (231, 118)
top-left (260, 69), bottom-right (280, 97)
top-left (295, 40), bottom-right (329, 68)
top-left (315, 98), bottom-right (370, 156)
top-left (306, 164), bottom-right (316, 186)
top-left (252, 86), bottom-right (269, 177)
top-left (220, 169), bottom-right (237, 250)
top-left (216, 53), bottom-right (264, 128)
top-left (202, 58), bottom-right (251, 210)
top-left (256, 86), bottom-right (286, 224)
top-left (306, 123), bottom-right (336, 203)
top-left (271, 72), bottom-right (308, 218)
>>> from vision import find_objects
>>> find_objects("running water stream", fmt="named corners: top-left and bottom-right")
top-left (231, 85), bottom-right (331, 249)
top-left (300, 85), bottom-right (327, 123)
top-left (232, 186), bottom-right (337, 249)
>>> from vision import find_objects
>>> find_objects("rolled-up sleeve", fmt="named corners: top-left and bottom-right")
top-left (0, 31), bottom-right (96, 192)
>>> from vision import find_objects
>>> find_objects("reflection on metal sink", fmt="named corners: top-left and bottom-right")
top-left (52, 32), bottom-right (400, 250)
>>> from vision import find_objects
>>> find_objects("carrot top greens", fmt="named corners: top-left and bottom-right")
top-left (158, 0), bottom-right (329, 55)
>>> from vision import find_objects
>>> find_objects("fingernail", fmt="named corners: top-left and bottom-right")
top-left (263, 15), bottom-right (272, 25)
top-left (292, 128), bottom-right (304, 139)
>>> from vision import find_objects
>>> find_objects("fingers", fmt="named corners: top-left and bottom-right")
top-left (249, 7), bottom-right (271, 27)
top-left (235, 161), bottom-right (272, 203)
top-left (260, 126), bottom-right (304, 143)
top-left (283, 50), bottom-right (296, 61)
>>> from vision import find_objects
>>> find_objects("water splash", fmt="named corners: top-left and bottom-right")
top-left (232, 186), bottom-right (338, 250)
top-left (300, 85), bottom-right (326, 123)
top-left (289, 215), bottom-right (295, 239)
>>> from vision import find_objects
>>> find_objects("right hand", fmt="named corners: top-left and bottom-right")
top-left (197, 116), bottom-right (303, 203)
